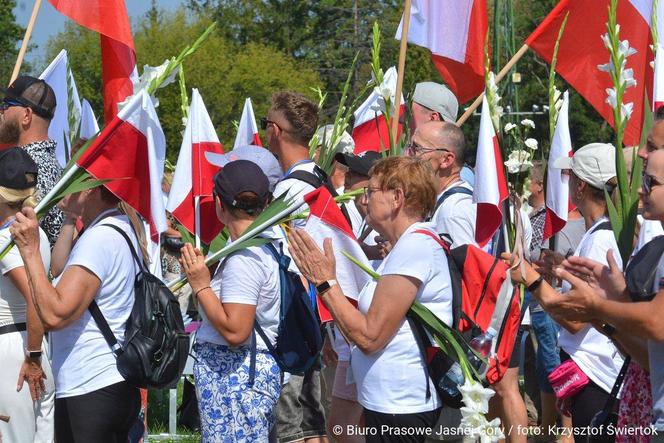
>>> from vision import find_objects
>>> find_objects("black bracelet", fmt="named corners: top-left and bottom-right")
top-left (195, 286), bottom-right (211, 298)
top-left (527, 275), bottom-right (544, 292)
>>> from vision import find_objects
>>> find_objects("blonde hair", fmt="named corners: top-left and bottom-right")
top-left (0, 186), bottom-right (38, 209)
top-left (368, 156), bottom-right (437, 219)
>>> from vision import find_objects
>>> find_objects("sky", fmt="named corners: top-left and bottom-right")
top-left (13, 0), bottom-right (184, 69)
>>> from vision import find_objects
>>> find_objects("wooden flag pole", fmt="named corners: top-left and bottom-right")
top-left (456, 44), bottom-right (531, 126)
top-left (391, 0), bottom-right (412, 144)
top-left (9, 0), bottom-right (42, 85)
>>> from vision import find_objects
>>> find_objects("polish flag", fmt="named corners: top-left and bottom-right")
top-left (49, 0), bottom-right (137, 123)
top-left (303, 187), bottom-right (371, 323)
top-left (233, 98), bottom-right (262, 149)
top-left (395, 0), bottom-right (488, 104)
top-left (79, 99), bottom-right (100, 140)
top-left (526, 0), bottom-right (654, 147)
top-left (352, 66), bottom-right (405, 154)
top-left (76, 90), bottom-right (167, 241)
top-left (39, 49), bottom-right (82, 167)
top-left (166, 89), bottom-right (224, 245)
top-left (654, 45), bottom-right (664, 111)
top-left (473, 97), bottom-right (508, 247)
top-left (543, 91), bottom-right (572, 241)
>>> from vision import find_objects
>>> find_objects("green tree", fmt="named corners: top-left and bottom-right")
top-left (0, 1), bottom-right (26, 84)
top-left (45, 9), bottom-right (322, 161)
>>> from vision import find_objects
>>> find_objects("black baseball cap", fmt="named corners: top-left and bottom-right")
top-left (213, 160), bottom-right (270, 212)
top-left (2, 76), bottom-right (56, 119)
top-left (0, 147), bottom-right (38, 190)
top-left (334, 150), bottom-right (382, 177)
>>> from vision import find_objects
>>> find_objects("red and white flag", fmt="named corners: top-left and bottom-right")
top-left (352, 66), bottom-right (405, 154)
top-left (526, 0), bottom-right (654, 147)
top-left (473, 97), bottom-right (508, 247)
top-left (654, 45), bottom-right (664, 111)
top-left (79, 98), bottom-right (100, 140)
top-left (39, 49), bottom-right (82, 167)
top-left (395, 0), bottom-right (488, 104)
top-left (49, 0), bottom-right (137, 123)
top-left (303, 187), bottom-right (371, 323)
top-left (76, 90), bottom-right (167, 241)
top-left (543, 91), bottom-right (572, 241)
top-left (166, 89), bottom-right (224, 245)
top-left (234, 97), bottom-right (262, 149)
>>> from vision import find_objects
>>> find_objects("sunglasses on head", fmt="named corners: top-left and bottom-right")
top-left (260, 117), bottom-right (283, 131)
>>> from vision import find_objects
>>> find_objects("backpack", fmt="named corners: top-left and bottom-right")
top-left (248, 242), bottom-right (323, 381)
top-left (90, 224), bottom-right (189, 389)
top-left (626, 235), bottom-right (664, 301)
top-left (413, 229), bottom-right (522, 385)
top-left (288, 164), bottom-right (353, 226)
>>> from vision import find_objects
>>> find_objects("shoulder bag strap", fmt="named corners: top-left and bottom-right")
top-left (597, 356), bottom-right (631, 418)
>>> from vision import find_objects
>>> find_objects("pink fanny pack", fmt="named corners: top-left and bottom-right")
top-left (548, 359), bottom-right (590, 400)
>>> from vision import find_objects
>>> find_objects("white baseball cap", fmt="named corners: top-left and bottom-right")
top-left (552, 142), bottom-right (617, 189)
top-left (412, 82), bottom-right (459, 123)
top-left (205, 145), bottom-right (282, 192)
top-left (315, 124), bottom-right (355, 154)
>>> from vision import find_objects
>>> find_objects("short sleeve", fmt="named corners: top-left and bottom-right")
top-left (381, 231), bottom-right (434, 284)
top-left (435, 198), bottom-right (478, 248)
top-left (0, 230), bottom-right (24, 275)
top-left (218, 248), bottom-right (267, 305)
top-left (67, 226), bottom-right (124, 282)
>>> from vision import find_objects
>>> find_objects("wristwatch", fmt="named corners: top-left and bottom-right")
top-left (25, 349), bottom-right (42, 359)
top-left (315, 279), bottom-right (338, 295)
top-left (601, 323), bottom-right (616, 338)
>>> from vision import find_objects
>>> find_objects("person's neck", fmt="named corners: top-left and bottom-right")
top-left (437, 170), bottom-right (461, 194)
top-left (19, 131), bottom-right (49, 146)
top-left (530, 196), bottom-right (545, 212)
top-left (84, 203), bottom-right (120, 227)
top-left (227, 218), bottom-right (254, 241)
top-left (568, 208), bottom-right (582, 220)
top-left (0, 206), bottom-right (15, 227)
top-left (580, 203), bottom-right (607, 230)
top-left (278, 143), bottom-right (311, 173)
top-left (381, 213), bottom-right (422, 245)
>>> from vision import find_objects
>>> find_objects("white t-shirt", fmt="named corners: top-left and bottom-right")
top-left (559, 216), bottom-right (625, 393)
top-left (431, 180), bottom-right (478, 248)
top-left (273, 161), bottom-right (319, 230)
top-left (0, 227), bottom-right (51, 327)
top-left (51, 213), bottom-right (140, 397)
top-left (351, 222), bottom-right (453, 414)
top-left (196, 243), bottom-right (280, 350)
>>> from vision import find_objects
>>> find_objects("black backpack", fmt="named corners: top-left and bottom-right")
top-left (625, 235), bottom-right (664, 301)
top-left (90, 224), bottom-right (189, 389)
top-left (247, 242), bottom-right (323, 382)
top-left (288, 164), bottom-right (353, 226)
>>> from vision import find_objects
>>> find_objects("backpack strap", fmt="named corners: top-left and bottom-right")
top-left (87, 224), bottom-right (143, 358)
top-left (429, 186), bottom-right (474, 221)
top-left (590, 220), bottom-right (612, 234)
top-left (413, 229), bottom-right (462, 329)
top-left (288, 166), bottom-right (353, 226)
top-left (406, 314), bottom-right (433, 400)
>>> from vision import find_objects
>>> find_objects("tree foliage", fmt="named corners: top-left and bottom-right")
top-left (0, 0), bottom-right (26, 84)
top-left (45, 9), bottom-right (322, 161)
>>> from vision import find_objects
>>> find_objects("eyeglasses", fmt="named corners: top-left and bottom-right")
top-left (642, 172), bottom-right (663, 195)
top-left (361, 186), bottom-right (383, 198)
top-left (260, 117), bottom-right (283, 131)
top-left (0, 98), bottom-right (25, 112)
top-left (405, 141), bottom-right (450, 157)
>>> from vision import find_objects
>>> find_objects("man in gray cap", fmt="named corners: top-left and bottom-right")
top-left (410, 81), bottom-right (459, 131)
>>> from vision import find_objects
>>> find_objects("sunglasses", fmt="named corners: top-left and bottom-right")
top-left (260, 117), bottom-right (283, 131)
top-left (642, 172), bottom-right (663, 195)
top-left (0, 98), bottom-right (26, 112)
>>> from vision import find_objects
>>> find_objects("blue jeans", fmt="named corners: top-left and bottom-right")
top-left (525, 291), bottom-right (561, 393)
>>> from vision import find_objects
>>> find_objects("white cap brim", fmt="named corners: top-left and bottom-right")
top-left (205, 152), bottom-right (228, 167)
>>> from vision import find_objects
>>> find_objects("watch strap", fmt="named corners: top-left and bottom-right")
top-left (316, 279), bottom-right (338, 295)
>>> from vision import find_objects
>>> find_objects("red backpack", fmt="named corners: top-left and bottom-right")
top-left (415, 230), bottom-right (522, 385)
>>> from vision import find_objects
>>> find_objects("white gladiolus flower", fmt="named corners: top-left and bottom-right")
top-left (459, 381), bottom-right (495, 414)
top-left (520, 119), bottom-right (535, 129)
top-left (622, 68), bottom-right (637, 88)
top-left (597, 61), bottom-right (614, 72)
top-left (621, 102), bottom-right (634, 120)
top-left (504, 123), bottom-right (517, 133)
top-left (605, 87), bottom-right (618, 109)
top-left (525, 138), bottom-right (538, 150)
top-left (134, 60), bottom-right (179, 94)
top-left (504, 150), bottom-right (532, 173)
top-left (618, 39), bottom-right (637, 58)
top-left (601, 32), bottom-right (611, 49)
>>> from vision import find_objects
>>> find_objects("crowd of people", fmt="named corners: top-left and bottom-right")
top-left (1, 71), bottom-right (664, 443)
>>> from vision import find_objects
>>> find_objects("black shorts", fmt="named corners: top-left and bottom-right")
top-left (363, 407), bottom-right (442, 443)
top-left (55, 381), bottom-right (141, 443)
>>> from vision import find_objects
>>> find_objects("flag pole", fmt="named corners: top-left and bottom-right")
top-left (456, 44), bottom-right (531, 126)
top-left (391, 0), bottom-right (412, 144)
top-left (10, 0), bottom-right (42, 85)
top-left (194, 196), bottom-right (201, 249)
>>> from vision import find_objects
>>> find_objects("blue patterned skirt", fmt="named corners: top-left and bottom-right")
top-left (193, 341), bottom-right (282, 443)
